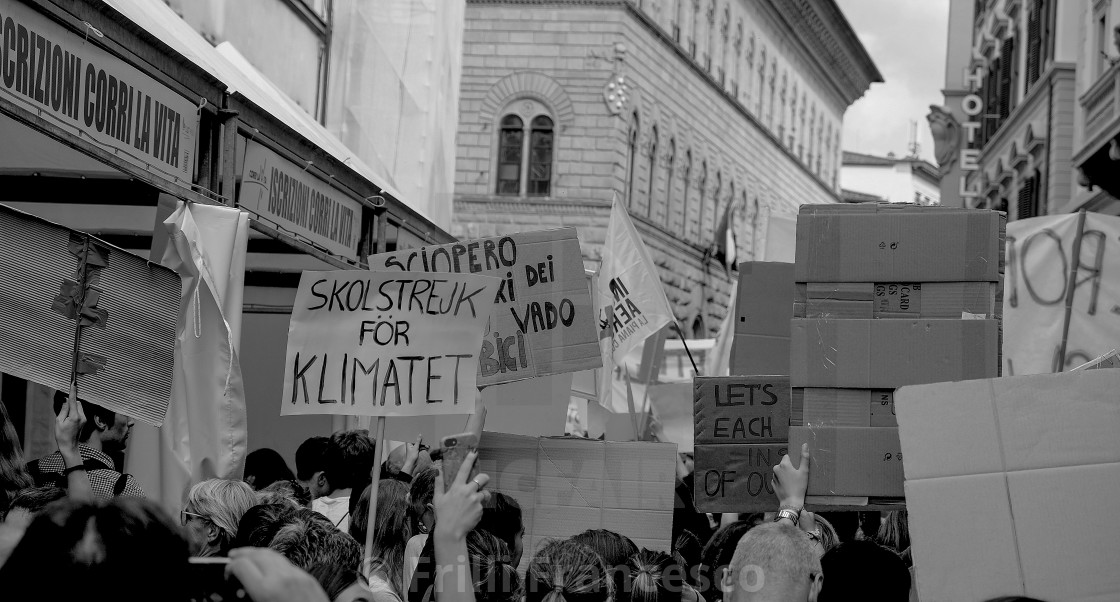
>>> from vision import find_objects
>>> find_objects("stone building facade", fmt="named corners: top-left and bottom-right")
top-left (452, 0), bottom-right (880, 335)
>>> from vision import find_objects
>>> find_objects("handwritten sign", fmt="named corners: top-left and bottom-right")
top-left (280, 271), bottom-right (498, 417)
top-left (239, 139), bottom-right (362, 260)
top-left (694, 444), bottom-right (788, 512)
top-left (0, 0), bottom-right (197, 182)
top-left (367, 229), bottom-right (600, 386)
top-left (694, 376), bottom-right (790, 444)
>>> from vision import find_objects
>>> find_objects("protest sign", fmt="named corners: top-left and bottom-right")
top-left (367, 228), bottom-right (599, 386)
top-left (694, 443), bottom-right (788, 512)
top-left (0, 203), bottom-right (180, 426)
top-left (1004, 212), bottom-right (1120, 374)
top-left (896, 369), bottom-right (1120, 602)
top-left (694, 376), bottom-right (790, 444)
top-left (280, 271), bottom-right (497, 417)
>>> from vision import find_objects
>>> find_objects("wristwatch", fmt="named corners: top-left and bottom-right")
top-left (775, 507), bottom-right (802, 524)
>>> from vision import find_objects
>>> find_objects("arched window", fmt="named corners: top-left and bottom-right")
top-left (626, 112), bottom-right (640, 208)
top-left (497, 115), bottom-right (524, 195)
top-left (691, 314), bottom-right (706, 339)
top-left (673, 0), bottom-right (683, 41)
top-left (690, 0), bottom-right (700, 56)
top-left (756, 47), bottom-right (766, 116)
top-left (665, 138), bottom-right (676, 228)
top-left (789, 82), bottom-right (798, 148)
top-left (697, 161), bottom-right (708, 241)
top-left (528, 116), bottom-right (553, 196)
top-left (681, 150), bottom-right (693, 236)
top-left (646, 126), bottom-right (659, 217)
top-left (710, 171), bottom-right (722, 243)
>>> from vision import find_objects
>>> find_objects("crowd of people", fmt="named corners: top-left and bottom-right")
top-left (0, 392), bottom-right (1051, 602)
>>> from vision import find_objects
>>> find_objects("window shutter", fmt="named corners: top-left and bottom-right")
top-left (999, 37), bottom-right (1013, 123)
top-left (1027, 6), bottom-right (1041, 87)
top-left (1017, 177), bottom-right (1036, 220)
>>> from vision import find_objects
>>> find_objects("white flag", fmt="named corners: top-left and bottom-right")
top-left (704, 284), bottom-right (736, 377)
top-left (597, 199), bottom-right (675, 409)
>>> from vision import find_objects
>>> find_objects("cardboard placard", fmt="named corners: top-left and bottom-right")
top-left (896, 370), bottom-right (1120, 602)
top-left (730, 262), bottom-right (795, 376)
top-left (478, 433), bottom-right (676, 562)
top-left (0, 203), bottom-right (180, 426)
top-left (280, 271), bottom-right (497, 417)
top-left (694, 443), bottom-right (788, 512)
top-left (367, 229), bottom-right (600, 386)
top-left (788, 426), bottom-right (904, 497)
top-left (694, 376), bottom-right (790, 444)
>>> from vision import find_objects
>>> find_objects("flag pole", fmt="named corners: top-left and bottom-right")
top-left (624, 369), bottom-right (641, 440)
top-left (672, 323), bottom-right (701, 376)
top-left (362, 415), bottom-right (386, 573)
top-left (1057, 209), bottom-right (1088, 371)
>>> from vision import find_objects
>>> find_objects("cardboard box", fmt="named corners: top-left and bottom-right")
top-left (477, 433), bottom-right (676, 558)
top-left (794, 388), bottom-right (895, 427)
top-left (794, 282), bottom-right (1000, 319)
top-left (794, 205), bottom-right (1005, 282)
top-left (895, 369), bottom-right (1120, 602)
top-left (694, 443), bottom-right (788, 512)
top-left (788, 426), bottom-right (904, 497)
top-left (730, 262), bottom-right (795, 375)
top-left (869, 390), bottom-right (897, 427)
top-left (790, 318), bottom-right (1000, 388)
top-left (694, 376), bottom-right (790, 444)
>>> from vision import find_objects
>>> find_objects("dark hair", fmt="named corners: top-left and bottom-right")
top-left (0, 497), bottom-right (190, 601)
top-left (671, 529), bottom-right (703, 586)
top-left (478, 492), bottom-right (523, 553)
top-left (351, 480), bottom-right (411, 596)
top-left (525, 539), bottom-right (613, 602)
top-left (819, 541), bottom-right (911, 602)
top-left (233, 503), bottom-right (298, 549)
top-left (981, 598), bottom-right (1049, 602)
top-left (0, 399), bottom-right (34, 515)
top-left (244, 448), bottom-right (295, 491)
top-left (52, 391), bottom-right (115, 443)
top-left (6, 486), bottom-right (66, 519)
top-left (295, 436), bottom-right (330, 482)
top-left (625, 550), bottom-right (684, 602)
top-left (409, 465), bottom-right (439, 532)
top-left (309, 563), bottom-right (367, 601)
top-left (696, 520), bottom-right (759, 602)
top-left (323, 430), bottom-right (376, 492)
top-left (469, 529), bottom-right (522, 602)
top-left (876, 510), bottom-right (910, 556)
top-left (269, 508), bottom-right (362, 574)
top-left (256, 479), bottom-right (313, 509)
top-left (571, 529), bottom-right (638, 599)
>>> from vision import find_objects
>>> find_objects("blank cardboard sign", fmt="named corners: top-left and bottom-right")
top-left (896, 370), bottom-right (1120, 602)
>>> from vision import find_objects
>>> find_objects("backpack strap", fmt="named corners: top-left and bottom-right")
top-left (113, 473), bottom-right (129, 496)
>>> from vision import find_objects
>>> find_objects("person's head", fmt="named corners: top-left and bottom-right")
top-left (244, 448), bottom-right (295, 491)
top-left (724, 522), bottom-right (823, 602)
top-left (698, 520), bottom-right (758, 602)
top-left (0, 398), bottom-right (34, 517)
top-left (571, 528), bottom-right (638, 598)
top-left (182, 478), bottom-right (257, 557)
top-left (3, 486), bottom-right (66, 528)
top-left (672, 529), bottom-right (703, 586)
top-left (52, 391), bottom-right (133, 454)
top-left (875, 510), bottom-right (910, 555)
top-left (525, 539), bottom-right (613, 602)
top-left (818, 540), bottom-right (909, 602)
top-left (409, 465), bottom-right (439, 534)
top-left (680, 453), bottom-right (694, 475)
top-left (233, 503), bottom-right (298, 549)
top-left (478, 492), bottom-right (525, 565)
top-left (296, 436), bottom-right (330, 497)
top-left (626, 549), bottom-right (685, 602)
top-left (468, 529), bottom-right (522, 602)
top-left (256, 479), bottom-right (313, 509)
top-left (981, 598), bottom-right (1049, 602)
top-left (350, 479), bottom-right (411, 594)
top-left (309, 563), bottom-right (370, 602)
top-left (808, 515), bottom-right (839, 559)
top-left (269, 508), bottom-right (363, 575)
top-left (0, 497), bottom-right (190, 602)
top-left (322, 430), bottom-right (377, 496)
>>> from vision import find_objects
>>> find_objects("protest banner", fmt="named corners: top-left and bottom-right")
top-left (280, 270), bottom-right (498, 417)
top-left (0, 203), bottom-right (180, 426)
top-left (1004, 212), bottom-right (1120, 374)
top-left (367, 228), bottom-right (599, 386)
top-left (896, 369), bottom-right (1120, 602)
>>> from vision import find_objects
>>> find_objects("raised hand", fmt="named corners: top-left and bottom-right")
top-left (433, 450), bottom-right (489, 541)
top-left (772, 442), bottom-right (811, 509)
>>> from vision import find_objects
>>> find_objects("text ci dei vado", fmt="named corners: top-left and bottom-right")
top-left (289, 277), bottom-right (488, 408)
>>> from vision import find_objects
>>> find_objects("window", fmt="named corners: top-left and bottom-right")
top-left (756, 47), bottom-right (766, 116)
top-left (709, 171), bottom-right (722, 243)
top-left (1017, 170), bottom-right (1041, 219)
top-left (697, 161), bottom-right (708, 240)
top-left (496, 111), bottom-right (554, 197)
top-left (998, 37), bottom-right (1015, 123)
top-left (681, 150), bottom-right (693, 236)
top-left (497, 115), bottom-right (524, 195)
top-left (673, 0), bottom-right (683, 42)
top-left (646, 126), bottom-right (659, 217)
top-left (690, 0), bottom-right (700, 57)
top-left (1026, 2), bottom-right (1042, 87)
top-left (1097, 12), bottom-right (1109, 77)
top-left (665, 139), bottom-right (676, 228)
top-left (626, 113), bottom-right (640, 208)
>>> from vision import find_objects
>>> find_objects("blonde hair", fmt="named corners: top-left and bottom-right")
top-left (185, 479), bottom-right (256, 546)
top-left (526, 540), bottom-right (613, 602)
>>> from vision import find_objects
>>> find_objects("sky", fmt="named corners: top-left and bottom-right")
top-left (835, 0), bottom-right (950, 164)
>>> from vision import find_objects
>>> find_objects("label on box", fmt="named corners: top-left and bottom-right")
top-left (694, 444), bottom-right (789, 512)
top-left (694, 376), bottom-right (791, 444)
top-left (875, 283), bottom-right (921, 315)
top-left (870, 390), bottom-right (897, 427)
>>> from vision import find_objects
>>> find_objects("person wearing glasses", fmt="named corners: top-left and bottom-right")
top-left (181, 478), bottom-right (256, 557)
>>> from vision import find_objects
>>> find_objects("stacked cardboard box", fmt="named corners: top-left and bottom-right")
top-left (788, 203), bottom-right (1005, 499)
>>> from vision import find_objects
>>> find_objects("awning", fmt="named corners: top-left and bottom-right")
top-left (100, 0), bottom-right (422, 223)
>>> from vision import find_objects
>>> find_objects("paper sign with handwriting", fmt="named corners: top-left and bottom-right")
top-left (281, 271), bottom-right (498, 417)
top-left (367, 228), bottom-right (600, 386)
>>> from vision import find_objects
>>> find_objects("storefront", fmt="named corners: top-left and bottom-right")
top-left (0, 0), bottom-right (452, 462)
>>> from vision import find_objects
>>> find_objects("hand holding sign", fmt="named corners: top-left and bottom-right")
top-left (772, 442), bottom-right (811, 509)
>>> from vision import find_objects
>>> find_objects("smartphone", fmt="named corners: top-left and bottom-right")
top-left (440, 432), bottom-right (479, 492)
top-left (186, 557), bottom-right (244, 602)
